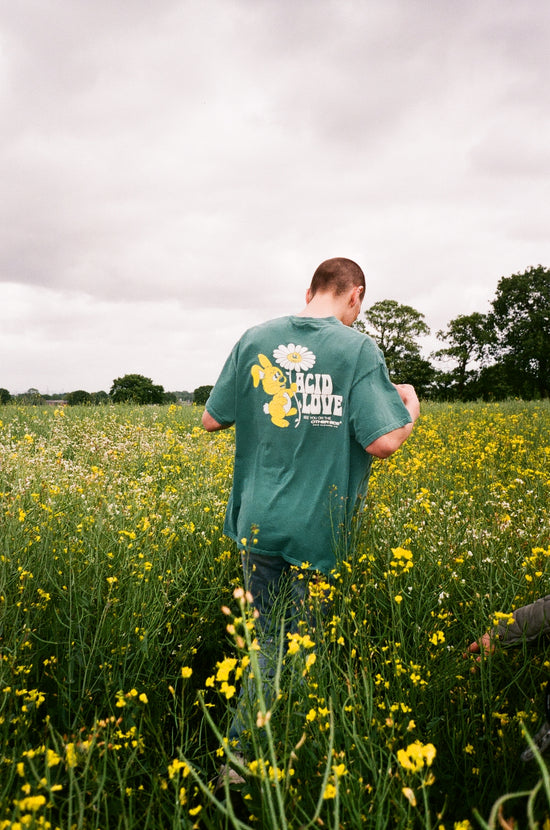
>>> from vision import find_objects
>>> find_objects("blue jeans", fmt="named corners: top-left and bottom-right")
top-left (228, 552), bottom-right (328, 750)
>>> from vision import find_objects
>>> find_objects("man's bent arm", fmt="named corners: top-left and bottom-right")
top-left (365, 384), bottom-right (420, 459)
top-left (202, 410), bottom-right (231, 432)
top-left (365, 422), bottom-right (415, 459)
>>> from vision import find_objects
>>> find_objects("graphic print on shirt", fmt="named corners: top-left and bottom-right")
top-left (250, 353), bottom-right (298, 428)
top-left (251, 343), bottom-right (343, 429)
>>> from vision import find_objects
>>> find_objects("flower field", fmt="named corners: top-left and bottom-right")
top-left (1, 400), bottom-right (550, 829)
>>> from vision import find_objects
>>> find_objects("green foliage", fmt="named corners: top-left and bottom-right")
top-left (357, 299), bottom-right (430, 360)
top-left (193, 384), bottom-right (213, 405)
top-left (0, 404), bottom-right (236, 827)
top-left (13, 388), bottom-right (45, 405)
top-left (435, 266), bottom-right (550, 400)
top-left (110, 373), bottom-right (165, 404)
top-left (490, 265), bottom-right (550, 398)
top-left (351, 266), bottom-right (550, 401)
top-left (91, 390), bottom-right (109, 404)
top-left (1, 402), bottom-right (550, 827)
top-left (66, 389), bottom-right (92, 406)
top-left (355, 300), bottom-right (435, 393)
top-left (0, 388), bottom-right (11, 404)
top-left (434, 312), bottom-right (493, 399)
top-left (392, 352), bottom-right (437, 397)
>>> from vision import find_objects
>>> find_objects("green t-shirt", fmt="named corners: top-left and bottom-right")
top-left (206, 315), bottom-right (411, 573)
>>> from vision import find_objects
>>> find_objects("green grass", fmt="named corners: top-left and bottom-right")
top-left (0, 400), bottom-right (549, 828)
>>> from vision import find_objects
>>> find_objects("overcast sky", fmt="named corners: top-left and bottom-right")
top-left (1, 0), bottom-right (549, 395)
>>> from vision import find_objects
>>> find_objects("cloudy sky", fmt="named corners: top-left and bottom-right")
top-left (1, 0), bottom-right (549, 395)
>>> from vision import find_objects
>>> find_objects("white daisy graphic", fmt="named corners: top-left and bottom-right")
top-left (273, 343), bottom-right (316, 372)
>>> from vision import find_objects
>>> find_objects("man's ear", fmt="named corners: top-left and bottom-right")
top-left (305, 287), bottom-right (313, 304)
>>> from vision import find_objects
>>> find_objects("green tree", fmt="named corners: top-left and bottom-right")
top-left (109, 374), bottom-right (165, 404)
top-left (490, 265), bottom-right (550, 398)
top-left (434, 312), bottom-right (492, 399)
top-left (66, 390), bottom-right (92, 406)
top-left (395, 353), bottom-right (438, 399)
top-left (355, 299), bottom-right (430, 384)
top-left (475, 362), bottom-right (514, 402)
top-left (0, 388), bottom-right (11, 404)
top-left (16, 388), bottom-right (44, 405)
top-left (193, 385), bottom-right (213, 406)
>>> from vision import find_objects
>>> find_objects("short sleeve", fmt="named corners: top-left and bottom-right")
top-left (205, 346), bottom-right (238, 426)
top-left (348, 352), bottom-right (411, 449)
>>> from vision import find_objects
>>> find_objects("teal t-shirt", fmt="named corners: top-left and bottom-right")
top-left (206, 315), bottom-right (411, 573)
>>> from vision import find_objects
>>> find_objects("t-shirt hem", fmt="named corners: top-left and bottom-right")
top-left (225, 531), bottom-right (334, 575)
top-left (205, 403), bottom-right (234, 427)
top-left (359, 415), bottom-right (412, 449)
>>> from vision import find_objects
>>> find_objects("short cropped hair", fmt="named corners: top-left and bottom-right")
top-left (309, 257), bottom-right (365, 298)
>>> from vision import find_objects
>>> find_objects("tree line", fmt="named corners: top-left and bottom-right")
top-left (0, 375), bottom-right (214, 407)
top-left (355, 264), bottom-right (549, 401)
top-left (1, 265), bottom-right (548, 405)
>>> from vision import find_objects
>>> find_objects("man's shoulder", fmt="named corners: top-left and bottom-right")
top-left (239, 316), bottom-right (293, 341)
top-left (332, 325), bottom-right (382, 356)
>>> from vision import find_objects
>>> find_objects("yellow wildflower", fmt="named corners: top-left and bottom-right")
top-left (397, 741), bottom-right (436, 773)
top-left (323, 782), bottom-right (337, 800)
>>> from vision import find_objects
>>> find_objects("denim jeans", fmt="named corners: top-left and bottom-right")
top-left (227, 551), bottom-right (327, 750)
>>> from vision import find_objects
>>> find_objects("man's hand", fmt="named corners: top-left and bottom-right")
top-left (465, 632), bottom-right (496, 662)
top-left (393, 383), bottom-right (420, 423)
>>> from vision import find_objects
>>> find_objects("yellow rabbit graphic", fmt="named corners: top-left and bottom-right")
top-left (251, 354), bottom-right (297, 428)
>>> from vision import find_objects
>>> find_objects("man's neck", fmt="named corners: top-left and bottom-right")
top-left (297, 295), bottom-right (344, 322)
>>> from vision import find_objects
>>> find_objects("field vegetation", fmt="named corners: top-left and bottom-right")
top-left (1, 401), bottom-right (549, 829)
